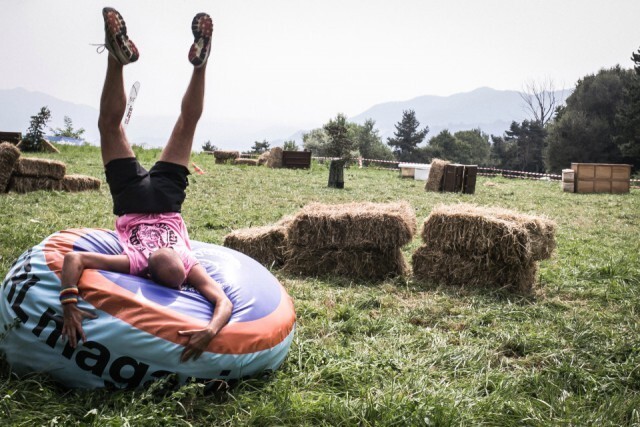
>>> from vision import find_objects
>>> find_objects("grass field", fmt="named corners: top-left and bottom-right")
top-left (1, 145), bottom-right (639, 426)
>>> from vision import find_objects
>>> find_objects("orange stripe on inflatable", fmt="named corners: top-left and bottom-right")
top-left (43, 229), bottom-right (296, 355)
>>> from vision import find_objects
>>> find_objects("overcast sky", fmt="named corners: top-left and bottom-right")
top-left (2, 0), bottom-right (639, 129)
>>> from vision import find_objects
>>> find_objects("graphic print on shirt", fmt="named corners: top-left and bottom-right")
top-left (128, 223), bottom-right (178, 257)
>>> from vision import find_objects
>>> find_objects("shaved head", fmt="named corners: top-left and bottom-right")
top-left (148, 248), bottom-right (186, 289)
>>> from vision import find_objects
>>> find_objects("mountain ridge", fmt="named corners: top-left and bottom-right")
top-left (0, 86), bottom-right (570, 150)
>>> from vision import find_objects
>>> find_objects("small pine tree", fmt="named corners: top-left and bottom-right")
top-left (202, 140), bottom-right (217, 152)
top-left (283, 140), bottom-right (299, 151)
top-left (22, 106), bottom-right (52, 152)
top-left (323, 113), bottom-right (355, 159)
top-left (51, 116), bottom-right (85, 140)
top-left (250, 140), bottom-right (270, 154)
top-left (386, 110), bottom-right (429, 161)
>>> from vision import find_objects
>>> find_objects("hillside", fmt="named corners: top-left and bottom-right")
top-left (1, 86), bottom-right (571, 150)
top-left (349, 87), bottom-right (570, 139)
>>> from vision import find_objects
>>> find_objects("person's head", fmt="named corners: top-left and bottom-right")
top-left (148, 248), bottom-right (186, 289)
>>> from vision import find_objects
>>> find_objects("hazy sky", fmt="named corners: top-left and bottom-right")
top-left (2, 0), bottom-right (640, 129)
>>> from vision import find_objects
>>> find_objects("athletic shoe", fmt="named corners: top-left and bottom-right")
top-left (189, 13), bottom-right (213, 67)
top-left (102, 7), bottom-right (139, 65)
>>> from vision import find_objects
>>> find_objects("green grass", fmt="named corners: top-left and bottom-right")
top-left (1, 145), bottom-right (640, 426)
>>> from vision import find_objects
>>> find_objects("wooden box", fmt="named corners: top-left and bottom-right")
top-left (462, 165), bottom-right (477, 194)
top-left (562, 169), bottom-right (575, 182)
top-left (282, 151), bottom-right (312, 169)
top-left (398, 163), bottom-right (415, 178)
top-left (572, 163), bottom-right (631, 194)
top-left (0, 131), bottom-right (22, 145)
top-left (443, 164), bottom-right (465, 192)
top-left (561, 181), bottom-right (575, 192)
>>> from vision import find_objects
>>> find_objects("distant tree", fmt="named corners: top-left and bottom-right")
top-left (323, 113), bottom-right (355, 159)
top-left (22, 106), bottom-right (52, 152)
top-left (250, 139), bottom-right (270, 154)
top-left (453, 129), bottom-right (491, 166)
top-left (201, 140), bottom-right (217, 152)
top-left (489, 134), bottom-right (518, 169)
top-left (520, 78), bottom-right (561, 127)
top-left (302, 128), bottom-right (331, 156)
top-left (426, 130), bottom-right (456, 161)
top-left (283, 140), bottom-right (299, 151)
top-left (614, 46), bottom-right (640, 168)
top-left (349, 119), bottom-right (394, 161)
top-left (546, 66), bottom-right (633, 172)
top-left (51, 116), bottom-right (85, 140)
top-left (387, 110), bottom-right (429, 162)
top-left (500, 120), bottom-right (546, 172)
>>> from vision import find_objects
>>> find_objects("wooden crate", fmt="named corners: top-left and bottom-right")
top-left (462, 165), bottom-right (477, 194)
top-left (398, 164), bottom-right (415, 178)
top-left (443, 164), bottom-right (465, 192)
top-left (561, 181), bottom-right (575, 192)
top-left (0, 131), bottom-right (22, 144)
top-left (572, 163), bottom-right (631, 194)
top-left (562, 169), bottom-right (575, 182)
top-left (282, 151), bottom-right (312, 169)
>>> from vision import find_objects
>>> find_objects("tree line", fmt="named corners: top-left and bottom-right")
top-left (299, 45), bottom-right (640, 173)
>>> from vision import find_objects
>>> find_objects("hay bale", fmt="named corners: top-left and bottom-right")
top-left (411, 245), bottom-right (537, 293)
top-left (257, 151), bottom-right (270, 165)
top-left (224, 224), bottom-right (289, 267)
top-left (425, 158), bottom-right (450, 192)
top-left (421, 204), bottom-right (533, 265)
top-left (14, 157), bottom-right (66, 179)
top-left (7, 174), bottom-right (101, 193)
top-left (481, 207), bottom-right (557, 261)
top-left (0, 142), bottom-right (21, 192)
top-left (288, 201), bottom-right (416, 249)
top-left (266, 147), bottom-right (283, 168)
top-left (7, 176), bottom-right (62, 193)
top-left (233, 158), bottom-right (259, 166)
top-left (213, 150), bottom-right (239, 164)
top-left (60, 174), bottom-right (101, 192)
top-left (16, 139), bottom-right (60, 153)
top-left (421, 204), bottom-right (556, 261)
top-left (284, 246), bottom-right (409, 280)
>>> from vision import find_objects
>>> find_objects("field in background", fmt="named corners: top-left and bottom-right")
top-left (0, 145), bottom-right (639, 426)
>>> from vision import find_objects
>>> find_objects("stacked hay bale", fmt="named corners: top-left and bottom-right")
top-left (255, 147), bottom-right (285, 168)
top-left (0, 143), bottom-right (21, 192)
top-left (425, 158), bottom-right (450, 192)
top-left (561, 168), bottom-right (575, 192)
top-left (213, 150), bottom-right (240, 164)
top-left (223, 216), bottom-right (293, 267)
top-left (283, 201), bottom-right (416, 280)
top-left (233, 158), bottom-right (259, 166)
top-left (0, 142), bottom-right (100, 194)
top-left (257, 151), bottom-right (270, 165)
top-left (412, 204), bottom-right (556, 292)
top-left (266, 147), bottom-right (283, 168)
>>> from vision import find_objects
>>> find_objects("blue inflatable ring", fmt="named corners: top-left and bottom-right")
top-left (0, 228), bottom-right (296, 389)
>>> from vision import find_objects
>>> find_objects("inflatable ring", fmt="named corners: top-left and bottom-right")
top-left (0, 228), bottom-right (296, 389)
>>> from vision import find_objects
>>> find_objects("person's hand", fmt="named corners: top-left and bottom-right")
top-left (62, 304), bottom-right (98, 348)
top-left (178, 328), bottom-right (216, 362)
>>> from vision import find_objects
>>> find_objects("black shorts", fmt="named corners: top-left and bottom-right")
top-left (105, 158), bottom-right (190, 216)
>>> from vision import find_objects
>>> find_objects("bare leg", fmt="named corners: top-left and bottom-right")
top-left (98, 55), bottom-right (135, 165)
top-left (159, 63), bottom-right (207, 167)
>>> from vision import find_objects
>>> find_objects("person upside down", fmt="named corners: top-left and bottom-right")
top-left (60, 7), bottom-right (232, 362)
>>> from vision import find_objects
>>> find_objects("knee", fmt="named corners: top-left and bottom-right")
top-left (98, 114), bottom-right (121, 134)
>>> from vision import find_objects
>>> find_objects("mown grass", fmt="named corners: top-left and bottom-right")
top-left (1, 145), bottom-right (639, 426)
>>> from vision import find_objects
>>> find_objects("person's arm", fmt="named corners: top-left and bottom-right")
top-left (60, 252), bottom-right (130, 348)
top-left (178, 264), bottom-right (233, 362)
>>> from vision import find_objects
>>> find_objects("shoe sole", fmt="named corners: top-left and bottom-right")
top-left (189, 13), bottom-right (213, 67)
top-left (102, 7), bottom-right (139, 65)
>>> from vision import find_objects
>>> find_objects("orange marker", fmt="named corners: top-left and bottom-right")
top-left (192, 162), bottom-right (206, 175)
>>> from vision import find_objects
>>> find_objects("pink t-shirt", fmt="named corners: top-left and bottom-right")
top-left (115, 212), bottom-right (199, 278)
